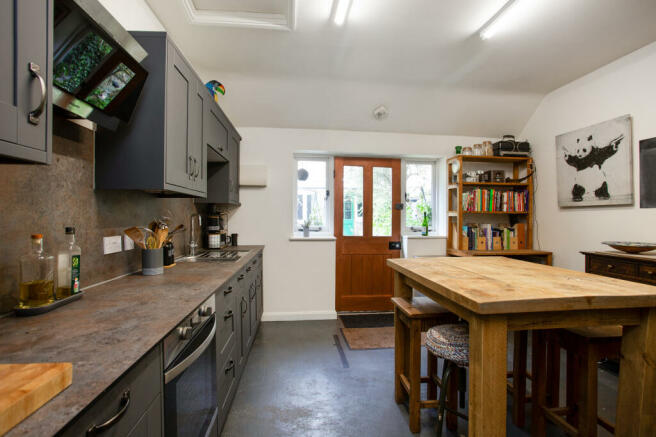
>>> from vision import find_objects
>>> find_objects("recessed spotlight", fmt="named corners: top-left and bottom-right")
top-left (373, 105), bottom-right (389, 121)
top-left (479, 0), bottom-right (521, 40)
top-left (333, 0), bottom-right (353, 26)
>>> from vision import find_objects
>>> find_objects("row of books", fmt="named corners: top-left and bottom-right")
top-left (462, 189), bottom-right (528, 213)
top-left (461, 223), bottom-right (527, 251)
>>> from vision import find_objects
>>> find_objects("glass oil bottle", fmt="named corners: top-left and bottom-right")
top-left (18, 234), bottom-right (56, 308)
top-left (57, 227), bottom-right (82, 299)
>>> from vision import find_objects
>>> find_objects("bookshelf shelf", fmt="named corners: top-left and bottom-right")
top-left (446, 154), bottom-right (535, 253)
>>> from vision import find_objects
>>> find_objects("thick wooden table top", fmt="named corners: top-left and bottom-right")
top-left (387, 256), bottom-right (656, 315)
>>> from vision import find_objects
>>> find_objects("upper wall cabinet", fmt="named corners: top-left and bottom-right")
top-left (0, 0), bottom-right (52, 164)
top-left (95, 32), bottom-right (207, 197)
top-left (197, 128), bottom-right (241, 205)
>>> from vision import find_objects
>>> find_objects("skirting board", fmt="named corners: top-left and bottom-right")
top-left (262, 311), bottom-right (337, 321)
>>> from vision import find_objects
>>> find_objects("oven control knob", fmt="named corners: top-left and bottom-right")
top-left (177, 326), bottom-right (192, 340)
top-left (198, 306), bottom-right (214, 317)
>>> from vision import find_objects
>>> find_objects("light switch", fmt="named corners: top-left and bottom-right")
top-left (103, 236), bottom-right (122, 255)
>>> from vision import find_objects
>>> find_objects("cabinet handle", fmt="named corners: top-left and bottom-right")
top-left (194, 157), bottom-right (200, 178)
top-left (241, 297), bottom-right (247, 315)
top-left (86, 390), bottom-right (130, 436)
top-left (224, 286), bottom-right (233, 295)
top-left (224, 360), bottom-right (235, 374)
top-left (647, 270), bottom-right (655, 276)
top-left (224, 310), bottom-right (233, 320)
top-left (607, 264), bottom-right (615, 270)
top-left (246, 267), bottom-right (251, 272)
top-left (238, 274), bottom-right (244, 281)
top-left (188, 156), bottom-right (193, 176)
top-left (28, 63), bottom-right (47, 125)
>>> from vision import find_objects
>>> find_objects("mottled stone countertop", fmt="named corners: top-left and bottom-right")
top-left (0, 246), bottom-right (264, 437)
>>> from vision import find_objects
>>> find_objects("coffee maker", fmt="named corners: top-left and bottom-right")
top-left (206, 212), bottom-right (229, 249)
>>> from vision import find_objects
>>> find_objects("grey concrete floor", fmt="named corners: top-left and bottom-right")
top-left (220, 320), bottom-right (618, 437)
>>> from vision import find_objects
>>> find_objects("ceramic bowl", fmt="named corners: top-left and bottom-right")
top-left (602, 241), bottom-right (656, 254)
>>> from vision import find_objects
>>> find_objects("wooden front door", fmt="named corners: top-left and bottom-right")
top-left (335, 157), bottom-right (402, 311)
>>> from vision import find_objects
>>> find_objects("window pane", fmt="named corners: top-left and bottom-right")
top-left (373, 167), bottom-right (392, 236)
top-left (405, 163), bottom-right (433, 229)
top-left (343, 166), bottom-right (363, 236)
top-left (297, 160), bottom-right (327, 231)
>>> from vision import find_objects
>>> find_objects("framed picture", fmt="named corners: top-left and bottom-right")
top-left (555, 115), bottom-right (633, 207)
top-left (640, 137), bottom-right (656, 208)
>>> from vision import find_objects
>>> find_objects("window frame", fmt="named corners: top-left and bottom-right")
top-left (402, 159), bottom-right (440, 235)
top-left (292, 154), bottom-right (334, 237)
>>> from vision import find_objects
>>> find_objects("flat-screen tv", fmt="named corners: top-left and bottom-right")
top-left (53, 0), bottom-right (148, 127)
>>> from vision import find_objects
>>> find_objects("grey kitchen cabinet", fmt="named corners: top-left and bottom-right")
top-left (59, 345), bottom-right (163, 437)
top-left (0, 0), bottom-right (52, 164)
top-left (204, 98), bottom-right (229, 158)
top-left (95, 32), bottom-right (206, 197)
top-left (197, 127), bottom-right (241, 205)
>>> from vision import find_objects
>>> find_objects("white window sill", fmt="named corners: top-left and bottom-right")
top-left (289, 235), bottom-right (336, 241)
top-left (403, 234), bottom-right (447, 240)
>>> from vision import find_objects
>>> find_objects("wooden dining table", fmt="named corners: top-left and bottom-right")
top-left (387, 256), bottom-right (656, 437)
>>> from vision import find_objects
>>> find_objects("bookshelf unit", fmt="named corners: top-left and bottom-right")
top-left (446, 155), bottom-right (548, 260)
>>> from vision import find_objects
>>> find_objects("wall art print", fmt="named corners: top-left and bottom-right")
top-left (556, 115), bottom-right (633, 207)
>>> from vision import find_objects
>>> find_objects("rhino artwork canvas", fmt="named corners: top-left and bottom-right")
top-left (556, 115), bottom-right (633, 207)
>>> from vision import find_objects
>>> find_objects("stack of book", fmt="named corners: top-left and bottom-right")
top-left (461, 223), bottom-right (527, 251)
top-left (462, 189), bottom-right (528, 213)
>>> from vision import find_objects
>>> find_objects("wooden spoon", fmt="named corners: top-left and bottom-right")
top-left (124, 227), bottom-right (147, 249)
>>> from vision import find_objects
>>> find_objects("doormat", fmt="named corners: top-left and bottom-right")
top-left (338, 312), bottom-right (394, 328)
top-left (340, 327), bottom-right (427, 350)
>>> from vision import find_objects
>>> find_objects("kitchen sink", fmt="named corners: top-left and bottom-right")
top-left (179, 249), bottom-right (251, 263)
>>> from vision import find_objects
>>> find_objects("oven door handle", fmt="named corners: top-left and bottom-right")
top-left (164, 317), bottom-right (216, 384)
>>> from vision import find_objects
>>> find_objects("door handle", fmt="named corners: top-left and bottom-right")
top-left (188, 156), bottom-right (193, 176)
top-left (86, 391), bottom-right (130, 436)
top-left (28, 63), bottom-right (47, 125)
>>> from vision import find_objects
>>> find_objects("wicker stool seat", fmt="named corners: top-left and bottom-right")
top-left (425, 324), bottom-right (469, 367)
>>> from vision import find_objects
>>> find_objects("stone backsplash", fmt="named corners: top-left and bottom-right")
top-left (0, 118), bottom-right (200, 315)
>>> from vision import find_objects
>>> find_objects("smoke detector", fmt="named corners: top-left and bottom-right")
top-left (372, 105), bottom-right (389, 121)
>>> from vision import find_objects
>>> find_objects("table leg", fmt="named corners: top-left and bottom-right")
top-left (394, 307), bottom-right (405, 404)
top-left (616, 308), bottom-right (656, 436)
top-left (408, 319), bottom-right (421, 433)
top-left (394, 271), bottom-right (412, 298)
top-left (512, 331), bottom-right (527, 428)
top-left (531, 330), bottom-right (547, 437)
top-left (468, 315), bottom-right (507, 437)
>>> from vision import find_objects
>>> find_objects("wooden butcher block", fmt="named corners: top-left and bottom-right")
top-left (0, 363), bottom-right (72, 436)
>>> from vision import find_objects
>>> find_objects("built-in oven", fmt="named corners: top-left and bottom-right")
top-left (163, 295), bottom-right (217, 437)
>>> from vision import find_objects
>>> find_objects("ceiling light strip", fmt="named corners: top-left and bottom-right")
top-left (479, 0), bottom-right (520, 40)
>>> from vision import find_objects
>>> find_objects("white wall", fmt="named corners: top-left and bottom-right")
top-left (229, 128), bottom-right (493, 320)
top-left (98, 0), bottom-right (164, 31)
top-left (521, 41), bottom-right (656, 271)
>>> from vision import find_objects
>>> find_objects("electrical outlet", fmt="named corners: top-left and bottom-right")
top-left (123, 234), bottom-right (135, 251)
top-left (103, 236), bottom-right (122, 255)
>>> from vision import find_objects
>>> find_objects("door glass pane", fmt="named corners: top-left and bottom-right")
top-left (373, 167), bottom-right (393, 236)
top-left (343, 166), bottom-right (363, 236)
top-left (405, 163), bottom-right (433, 229)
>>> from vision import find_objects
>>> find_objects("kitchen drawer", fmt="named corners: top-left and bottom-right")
top-left (216, 280), bottom-right (237, 315)
top-left (638, 264), bottom-right (656, 283)
top-left (216, 292), bottom-right (236, 358)
top-left (589, 257), bottom-right (637, 278)
top-left (60, 345), bottom-right (162, 437)
top-left (217, 338), bottom-right (237, 417)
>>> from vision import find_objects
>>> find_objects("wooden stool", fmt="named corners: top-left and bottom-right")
top-left (392, 296), bottom-right (459, 433)
top-left (425, 323), bottom-right (470, 437)
top-left (532, 326), bottom-right (622, 437)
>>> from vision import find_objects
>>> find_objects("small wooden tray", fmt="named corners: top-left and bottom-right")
top-left (14, 291), bottom-right (84, 317)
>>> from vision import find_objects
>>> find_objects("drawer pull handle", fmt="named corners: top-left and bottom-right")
top-left (86, 390), bottom-right (130, 436)
top-left (224, 286), bottom-right (233, 295)
top-left (241, 297), bottom-right (248, 315)
top-left (225, 360), bottom-right (235, 374)
top-left (224, 310), bottom-right (233, 320)
top-left (238, 274), bottom-right (244, 281)
top-left (607, 264), bottom-right (615, 269)
top-left (247, 267), bottom-right (251, 272)
top-left (252, 260), bottom-right (257, 265)
top-left (28, 63), bottom-right (47, 125)
top-left (648, 270), bottom-right (655, 275)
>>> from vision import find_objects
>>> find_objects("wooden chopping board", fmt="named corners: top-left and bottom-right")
top-left (0, 363), bottom-right (72, 436)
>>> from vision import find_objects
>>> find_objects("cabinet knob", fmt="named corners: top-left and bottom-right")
top-left (177, 326), bottom-right (192, 340)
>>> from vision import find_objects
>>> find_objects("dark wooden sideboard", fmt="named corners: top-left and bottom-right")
top-left (582, 251), bottom-right (656, 284)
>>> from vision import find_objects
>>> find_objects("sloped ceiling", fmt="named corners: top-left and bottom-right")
top-left (145, 0), bottom-right (656, 137)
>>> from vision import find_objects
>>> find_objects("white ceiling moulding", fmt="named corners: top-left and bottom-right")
top-left (181, 0), bottom-right (296, 31)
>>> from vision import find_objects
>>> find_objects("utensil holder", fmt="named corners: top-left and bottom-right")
top-left (142, 248), bottom-right (164, 275)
